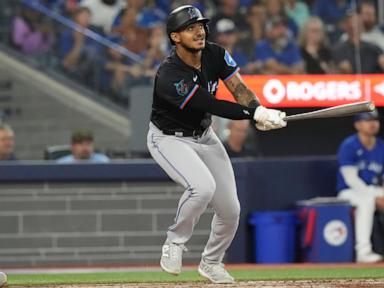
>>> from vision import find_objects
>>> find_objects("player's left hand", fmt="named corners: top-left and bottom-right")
top-left (254, 107), bottom-right (287, 131)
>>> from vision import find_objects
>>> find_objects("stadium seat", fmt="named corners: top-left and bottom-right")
top-left (44, 144), bottom-right (71, 160)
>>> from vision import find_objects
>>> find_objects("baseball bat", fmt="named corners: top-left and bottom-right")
top-left (283, 101), bottom-right (376, 122)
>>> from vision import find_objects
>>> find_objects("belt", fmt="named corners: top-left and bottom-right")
top-left (162, 128), bottom-right (207, 138)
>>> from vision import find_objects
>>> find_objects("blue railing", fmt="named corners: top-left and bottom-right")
top-left (21, 0), bottom-right (143, 63)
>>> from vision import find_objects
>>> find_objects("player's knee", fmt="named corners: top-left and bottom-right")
top-left (217, 200), bottom-right (241, 222)
top-left (194, 178), bottom-right (216, 203)
top-left (225, 200), bottom-right (241, 221)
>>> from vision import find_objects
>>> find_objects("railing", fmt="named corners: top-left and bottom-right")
top-left (21, 0), bottom-right (142, 63)
top-left (0, 0), bottom-right (154, 108)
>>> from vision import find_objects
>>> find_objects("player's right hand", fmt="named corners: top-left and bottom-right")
top-left (253, 106), bottom-right (287, 131)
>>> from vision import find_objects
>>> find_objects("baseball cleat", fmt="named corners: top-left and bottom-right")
top-left (198, 259), bottom-right (235, 284)
top-left (0, 272), bottom-right (7, 288)
top-left (357, 252), bottom-right (383, 263)
top-left (160, 239), bottom-right (187, 275)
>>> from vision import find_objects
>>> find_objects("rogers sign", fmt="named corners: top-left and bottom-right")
top-left (216, 74), bottom-right (384, 107)
top-left (264, 79), bottom-right (361, 103)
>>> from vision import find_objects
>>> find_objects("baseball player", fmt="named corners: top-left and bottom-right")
top-left (147, 6), bottom-right (287, 283)
top-left (337, 110), bottom-right (384, 263)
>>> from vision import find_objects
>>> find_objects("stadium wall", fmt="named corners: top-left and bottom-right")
top-left (0, 158), bottom-right (337, 266)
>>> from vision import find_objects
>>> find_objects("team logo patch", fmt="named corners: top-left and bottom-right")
top-left (224, 50), bottom-right (237, 67)
top-left (323, 220), bottom-right (348, 246)
top-left (187, 7), bottom-right (199, 19)
top-left (174, 79), bottom-right (189, 96)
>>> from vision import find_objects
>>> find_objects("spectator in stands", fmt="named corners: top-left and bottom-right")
top-left (337, 110), bottom-right (384, 263)
top-left (104, 24), bottom-right (166, 105)
top-left (299, 17), bottom-right (334, 74)
top-left (57, 129), bottom-right (109, 163)
top-left (111, 6), bottom-right (148, 55)
top-left (284, 0), bottom-right (310, 28)
top-left (11, 7), bottom-right (53, 55)
top-left (103, 45), bottom-right (136, 106)
top-left (358, 0), bottom-right (384, 51)
top-left (332, 12), bottom-right (384, 74)
top-left (140, 24), bottom-right (168, 78)
top-left (213, 18), bottom-right (251, 71)
top-left (312, 0), bottom-right (352, 42)
top-left (136, 0), bottom-right (166, 29)
top-left (312, 0), bottom-right (352, 25)
top-left (210, 0), bottom-right (247, 36)
top-left (255, 16), bottom-right (304, 74)
top-left (60, 7), bottom-right (100, 84)
top-left (0, 123), bottom-right (16, 161)
top-left (111, 0), bottom-right (146, 30)
top-left (242, 2), bottom-right (266, 61)
top-left (263, 0), bottom-right (298, 37)
top-left (80, 0), bottom-right (126, 34)
top-left (223, 120), bottom-right (257, 158)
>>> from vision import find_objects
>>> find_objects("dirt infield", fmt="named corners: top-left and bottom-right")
top-left (11, 279), bottom-right (384, 288)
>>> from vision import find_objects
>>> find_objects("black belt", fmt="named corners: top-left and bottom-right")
top-left (162, 128), bottom-right (207, 138)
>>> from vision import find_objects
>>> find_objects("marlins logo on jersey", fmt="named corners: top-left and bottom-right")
top-left (174, 79), bottom-right (189, 96)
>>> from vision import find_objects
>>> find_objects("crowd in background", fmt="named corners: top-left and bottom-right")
top-left (7, 0), bottom-right (384, 107)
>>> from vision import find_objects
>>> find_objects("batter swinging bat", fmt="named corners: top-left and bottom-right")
top-left (283, 101), bottom-right (376, 122)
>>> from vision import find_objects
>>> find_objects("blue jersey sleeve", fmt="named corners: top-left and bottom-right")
top-left (218, 47), bottom-right (240, 81)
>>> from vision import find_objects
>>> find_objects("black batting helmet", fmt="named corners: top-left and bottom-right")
top-left (166, 5), bottom-right (209, 45)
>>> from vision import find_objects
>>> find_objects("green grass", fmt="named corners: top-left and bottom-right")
top-left (8, 267), bottom-right (384, 286)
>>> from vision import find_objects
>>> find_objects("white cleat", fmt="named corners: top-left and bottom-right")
top-left (0, 272), bottom-right (7, 288)
top-left (160, 239), bottom-right (187, 276)
top-left (357, 252), bottom-right (383, 263)
top-left (198, 259), bottom-right (235, 284)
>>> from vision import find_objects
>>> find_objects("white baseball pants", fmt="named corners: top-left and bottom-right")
top-left (147, 122), bottom-right (240, 264)
top-left (338, 187), bottom-right (384, 255)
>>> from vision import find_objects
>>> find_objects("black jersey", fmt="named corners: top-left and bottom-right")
top-left (150, 41), bottom-right (241, 131)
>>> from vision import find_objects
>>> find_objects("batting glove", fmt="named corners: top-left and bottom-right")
top-left (254, 107), bottom-right (287, 131)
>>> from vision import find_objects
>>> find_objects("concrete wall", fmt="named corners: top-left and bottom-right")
top-left (0, 53), bottom-right (131, 160)
top-left (0, 158), bottom-right (339, 266)
top-left (0, 182), bottom-right (213, 267)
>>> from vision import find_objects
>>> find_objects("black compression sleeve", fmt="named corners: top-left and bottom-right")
top-left (186, 87), bottom-right (256, 120)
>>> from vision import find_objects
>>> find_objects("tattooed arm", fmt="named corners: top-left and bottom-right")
top-left (224, 72), bottom-right (260, 107)
top-left (224, 71), bottom-right (287, 130)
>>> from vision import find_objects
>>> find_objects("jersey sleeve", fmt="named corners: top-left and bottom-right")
top-left (337, 140), bottom-right (357, 167)
top-left (215, 45), bottom-right (240, 81)
top-left (156, 67), bottom-right (200, 110)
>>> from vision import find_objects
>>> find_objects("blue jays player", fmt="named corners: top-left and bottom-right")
top-left (147, 5), bottom-right (287, 284)
top-left (337, 110), bottom-right (384, 263)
